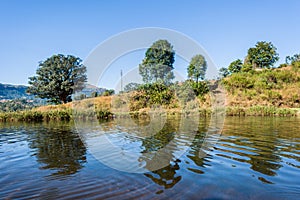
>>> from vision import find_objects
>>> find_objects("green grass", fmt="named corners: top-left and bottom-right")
top-left (226, 106), bottom-right (297, 117)
top-left (0, 108), bottom-right (113, 122)
top-left (0, 105), bottom-right (298, 122)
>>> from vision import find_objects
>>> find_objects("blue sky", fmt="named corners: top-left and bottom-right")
top-left (1, 0), bottom-right (300, 89)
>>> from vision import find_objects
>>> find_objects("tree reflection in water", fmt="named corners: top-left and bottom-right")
top-left (141, 118), bottom-right (181, 189)
top-left (141, 119), bottom-right (177, 153)
top-left (187, 119), bottom-right (212, 172)
top-left (28, 123), bottom-right (86, 177)
top-left (141, 116), bottom-right (203, 189)
top-left (144, 159), bottom-right (181, 189)
top-left (223, 118), bottom-right (283, 174)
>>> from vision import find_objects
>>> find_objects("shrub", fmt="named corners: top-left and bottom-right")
top-left (129, 82), bottom-right (175, 111)
top-left (241, 64), bottom-right (253, 72)
top-left (173, 81), bottom-right (196, 104)
top-left (278, 63), bottom-right (287, 68)
top-left (222, 72), bottom-right (254, 90)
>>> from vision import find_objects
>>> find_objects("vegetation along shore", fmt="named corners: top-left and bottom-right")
top-left (1, 40), bottom-right (300, 122)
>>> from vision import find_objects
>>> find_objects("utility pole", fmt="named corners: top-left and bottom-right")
top-left (120, 69), bottom-right (123, 92)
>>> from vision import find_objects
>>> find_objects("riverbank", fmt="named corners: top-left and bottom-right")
top-left (2, 63), bottom-right (300, 122)
top-left (0, 98), bottom-right (298, 122)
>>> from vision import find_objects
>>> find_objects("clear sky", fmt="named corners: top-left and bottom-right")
top-left (1, 0), bottom-right (300, 88)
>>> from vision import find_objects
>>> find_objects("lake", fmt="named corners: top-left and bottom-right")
top-left (0, 116), bottom-right (299, 199)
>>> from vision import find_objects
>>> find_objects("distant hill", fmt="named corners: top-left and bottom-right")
top-left (0, 83), bottom-right (108, 111)
top-left (0, 83), bottom-right (44, 111)
top-left (0, 83), bottom-right (32, 100)
top-left (0, 83), bottom-right (108, 100)
top-left (81, 84), bottom-right (106, 97)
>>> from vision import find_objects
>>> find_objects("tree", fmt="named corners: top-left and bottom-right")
top-left (245, 41), bottom-right (279, 69)
top-left (90, 91), bottom-right (98, 98)
top-left (219, 67), bottom-right (230, 79)
top-left (228, 59), bottom-right (243, 73)
top-left (139, 40), bottom-right (175, 84)
top-left (124, 82), bottom-right (140, 92)
top-left (102, 89), bottom-right (115, 96)
top-left (187, 54), bottom-right (207, 83)
top-left (186, 54), bottom-right (208, 97)
top-left (285, 54), bottom-right (300, 65)
top-left (27, 54), bottom-right (87, 104)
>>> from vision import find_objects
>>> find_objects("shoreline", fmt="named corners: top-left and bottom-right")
top-left (0, 105), bottom-right (298, 122)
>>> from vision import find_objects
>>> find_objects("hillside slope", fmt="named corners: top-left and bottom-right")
top-left (0, 83), bottom-right (31, 100)
top-left (221, 65), bottom-right (300, 108)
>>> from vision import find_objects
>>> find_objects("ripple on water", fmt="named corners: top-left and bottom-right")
top-left (0, 118), bottom-right (300, 199)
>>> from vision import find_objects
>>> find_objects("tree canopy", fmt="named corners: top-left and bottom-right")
top-left (286, 54), bottom-right (300, 65)
top-left (27, 54), bottom-right (87, 104)
top-left (245, 41), bottom-right (279, 69)
top-left (139, 40), bottom-right (175, 84)
top-left (124, 82), bottom-right (141, 92)
top-left (187, 54), bottom-right (207, 83)
top-left (228, 59), bottom-right (243, 74)
top-left (102, 89), bottom-right (115, 96)
top-left (219, 67), bottom-right (230, 79)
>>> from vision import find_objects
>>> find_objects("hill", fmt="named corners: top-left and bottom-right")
top-left (80, 84), bottom-right (106, 97)
top-left (0, 83), bottom-right (32, 100)
top-left (221, 64), bottom-right (300, 108)
top-left (0, 83), bottom-right (108, 112)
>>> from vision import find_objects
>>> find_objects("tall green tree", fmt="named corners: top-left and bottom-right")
top-left (219, 67), bottom-right (230, 79)
top-left (139, 40), bottom-right (175, 84)
top-left (187, 54), bottom-right (207, 83)
top-left (245, 41), bottom-right (279, 69)
top-left (286, 54), bottom-right (300, 65)
top-left (228, 59), bottom-right (243, 73)
top-left (27, 54), bottom-right (87, 104)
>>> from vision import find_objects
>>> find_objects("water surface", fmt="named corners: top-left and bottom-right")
top-left (0, 117), bottom-right (299, 199)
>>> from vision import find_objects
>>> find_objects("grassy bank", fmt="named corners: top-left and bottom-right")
top-left (0, 108), bottom-right (115, 122)
top-left (0, 96), bottom-right (114, 122)
top-left (226, 106), bottom-right (298, 117)
top-left (0, 104), bottom-right (298, 122)
top-left (222, 64), bottom-right (300, 108)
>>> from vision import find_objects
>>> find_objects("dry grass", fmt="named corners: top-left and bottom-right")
top-left (34, 96), bottom-right (112, 111)
top-left (222, 64), bottom-right (300, 108)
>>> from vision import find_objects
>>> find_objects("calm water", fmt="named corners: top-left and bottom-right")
top-left (0, 117), bottom-right (300, 199)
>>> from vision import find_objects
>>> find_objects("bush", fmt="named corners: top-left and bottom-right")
top-left (191, 81), bottom-right (209, 96)
top-left (241, 64), bottom-right (253, 72)
top-left (173, 81), bottom-right (196, 104)
top-left (226, 106), bottom-right (297, 116)
top-left (222, 72), bottom-right (255, 90)
top-left (129, 91), bottom-right (148, 111)
top-left (222, 65), bottom-right (300, 108)
top-left (275, 70), bottom-right (297, 83)
top-left (129, 82), bottom-right (175, 111)
top-left (292, 61), bottom-right (300, 68)
top-left (278, 63), bottom-right (287, 68)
